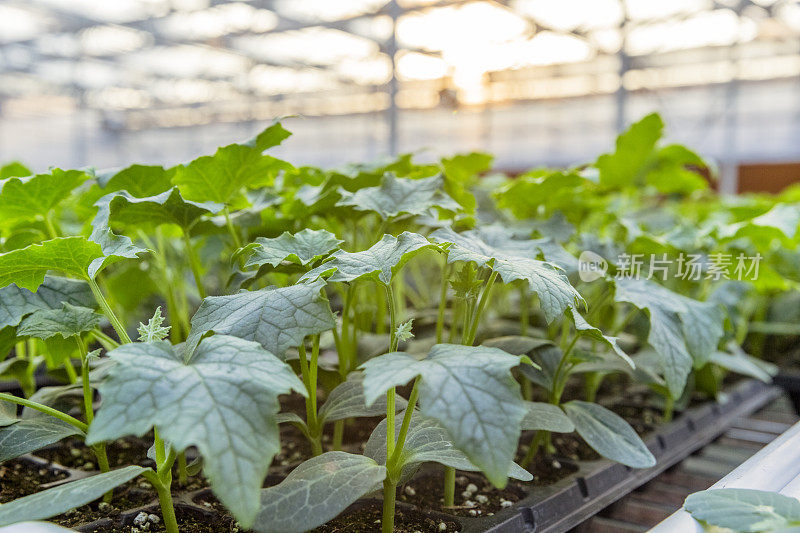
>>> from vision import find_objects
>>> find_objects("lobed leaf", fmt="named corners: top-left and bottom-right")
top-left (96, 164), bottom-right (175, 197)
top-left (0, 276), bottom-right (94, 330)
top-left (18, 303), bottom-right (103, 340)
top-left (172, 122), bottom-right (292, 206)
top-left (0, 169), bottom-right (88, 228)
top-left (301, 232), bottom-right (439, 286)
top-left (431, 226), bottom-right (583, 322)
top-left (86, 335), bottom-right (305, 528)
top-left (361, 344), bottom-right (528, 487)
top-left (242, 229), bottom-right (342, 270)
top-left (94, 187), bottom-right (223, 233)
top-left (614, 278), bottom-right (725, 398)
top-left (186, 279), bottom-right (336, 359)
top-left (336, 173), bottom-right (456, 220)
top-left (0, 238), bottom-right (103, 291)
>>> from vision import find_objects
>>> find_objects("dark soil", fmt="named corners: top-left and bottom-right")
top-left (0, 459), bottom-right (69, 502)
top-left (398, 471), bottom-right (525, 518)
top-left (553, 433), bottom-right (600, 462)
top-left (313, 500), bottom-right (461, 532)
top-left (35, 437), bottom-right (155, 469)
top-left (53, 481), bottom-right (155, 529)
top-left (72, 504), bottom-right (240, 532)
top-left (611, 403), bottom-right (662, 436)
top-left (527, 454), bottom-right (579, 485)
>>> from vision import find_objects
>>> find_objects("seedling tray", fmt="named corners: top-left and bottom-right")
top-left (9, 380), bottom-right (778, 532)
top-left (456, 379), bottom-right (781, 533)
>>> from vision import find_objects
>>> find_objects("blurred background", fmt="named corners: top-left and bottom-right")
top-left (1, 0), bottom-right (799, 192)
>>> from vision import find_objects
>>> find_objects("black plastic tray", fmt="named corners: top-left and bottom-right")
top-left (456, 379), bottom-right (781, 533)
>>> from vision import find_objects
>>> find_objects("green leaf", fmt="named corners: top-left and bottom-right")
top-left (684, 488), bottom-right (800, 532)
top-left (253, 452), bottom-right (386, 533)
top-left (137, 307), bottom-right (171, 342)
top-left (301, 232), bottom-right (439, 286)
top-left (0, 466), bottom-right (145, 526)
top-left (364, 412), bottom-right (532, 483)
top-left (722, 203), bottom-right (800, 243)
top-left (241, 229), bottom-right (342, 270)
top-left (336, 173), bottom-right (456, 220)
top-left (0, 238), bottom-right (104, 290)
top-left (0, 169), bottom-right (89, 228)
top-left (646, 144), bottom-right (708, 194)
top-left (440, 152), bottom-right (492, 214)
top-left (318, 373), bottom-right (407, 425)
top-left (0, 402), bottom-right (15, 426)
top-left (96, 164), bottom-right (175, 197)
top-left (86, 335), bottom-right (304, 528)
top-left (0, 276), bottom-right (94, 330)
top-left (493, 170), bottom-right (585, 219)
top-left (520, 401), bottom-right (575, 433)
top-left (709, 346), bottom-right (776, 383)
top-left (95, 187), bottom-right (223, 233)
top-left (17, 303), bottom-right (102, 340)
top-left (186, 280), bottom-right (336, 359)
top-left (431, 226), bottom-right (583, 323)
top-left (172, 122), bottom-right (292, 206)
top-left (0, 418), bottom-right (82, 462)
top-left (562, 400), bottom-right (655, 468)
top-left (360, 344), bottom-right (528, 487)
top-left (87, 196), bottom-right (148, 279)
top-left (481, 336), bottom-right (552, 356)
top-left (0, 162), bottom-right (31, 180)
top-left (567, 309), bottom-right (634, 368)
top-left (614, 278), bottom-right (724, 397)
top-left (596, 113), bottom-right (663, 188)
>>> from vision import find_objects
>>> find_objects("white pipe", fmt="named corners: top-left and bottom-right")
top-left (650, 421), bottom-right (800, 532)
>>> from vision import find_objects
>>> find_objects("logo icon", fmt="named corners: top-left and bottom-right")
top-left (578, 251), bottom-right (608, 282)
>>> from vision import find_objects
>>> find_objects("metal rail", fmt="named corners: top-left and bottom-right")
top-left (649, 420), bottom-right (800, 532)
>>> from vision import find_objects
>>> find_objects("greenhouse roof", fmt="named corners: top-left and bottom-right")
top-left (1, 0), bottom-right (798, 129)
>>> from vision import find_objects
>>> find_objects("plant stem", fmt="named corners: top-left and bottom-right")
top-left (386, 389), bottom-right (396, 459)
top-left (298, 341), bottom-right (323, 455)
top-left (332, 420), bottom-right (344, 451)
top-left (182, 232), bottom-right (206, 299)
top-left (63, 361), bottom-right (78, 384)
top-left (177, 453), bottom-right (188, 484)
top-left (466, 270), bottom-right (499, 345)
top-left (43, 213), bottom-right (59, 240)
top-left (435, 262), bottom-right (451, 344)
top-left (91, 329), bottom-right (120, 350)
top-left (87, 278), bottom-right (131, 344)
top-left (550, 335), bottom-right (578, 404)
top-left (142, 469), bottom-right (179, 533)
top-left (0, 393), bottom-right (87, 432)
top-left (520, 430), bottom-right (546, 468)
top-left (520, 287), bottom-right (530, 336)
top-left (382, 478), bottom-right (397, 533)
top-left (663, 395), bottom-right (674, 423)
top-left (443, 466), bottom-right (456, 507)
top-left (385, 283), bottom-right (398, 352)
top-left (388, 379), bottom-right (419, 467)
top-left (223, 207), bottom-right (242, 248)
